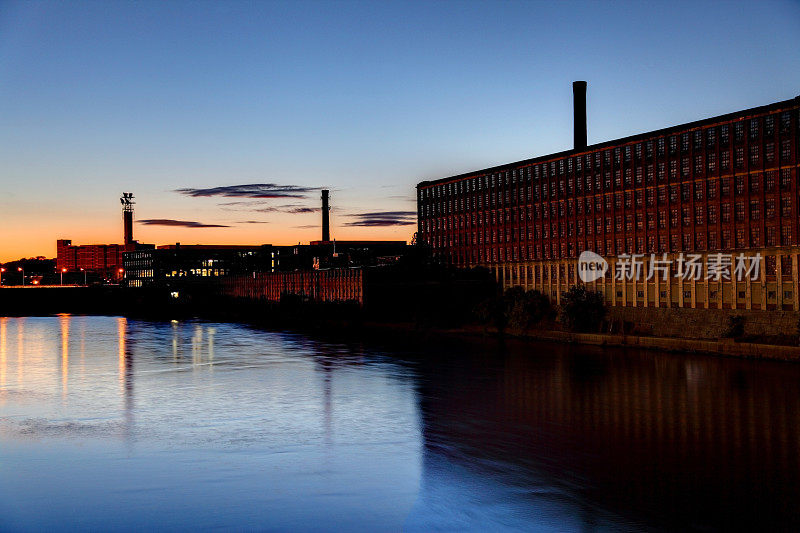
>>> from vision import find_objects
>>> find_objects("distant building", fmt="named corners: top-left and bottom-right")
top-left (57, 193), bottom-right (152, 282)
top-left (122, 241), bottom-right (409, 288)
top-left (123, 244), bottom-right (273, 288)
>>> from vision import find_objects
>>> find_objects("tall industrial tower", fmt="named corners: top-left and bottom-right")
top-left (321, 189), bottom-right (331, 242)
top-left (120, 192), bottom-right (135, 245)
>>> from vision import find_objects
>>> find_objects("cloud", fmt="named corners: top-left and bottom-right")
top-left (175, 183), bottom-right (317, 199)
top-left (237, 220), bottom-right (269, 224)
top-left (137, 219), bottom-right (230, 228)
top-left (344, 211), bottom-right (417, 227)
top-left (294, 224), bottom-right (319, 229)
top-left (221, 201), bottom-right (319, 214)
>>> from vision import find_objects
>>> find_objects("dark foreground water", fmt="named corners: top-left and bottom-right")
top-left (1, 316), bottom-right (799, 531)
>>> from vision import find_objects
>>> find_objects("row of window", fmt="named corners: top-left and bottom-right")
top-left (434, 225), bottom-right (796, 264)
top-left (422, 166), bottom-right (796, 216)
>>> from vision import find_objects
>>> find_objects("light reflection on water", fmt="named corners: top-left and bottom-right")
top-left (1, 315), bottom-right (800, 531)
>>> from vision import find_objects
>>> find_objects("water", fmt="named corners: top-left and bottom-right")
top-left (1, 316), bottom-right (799, 531)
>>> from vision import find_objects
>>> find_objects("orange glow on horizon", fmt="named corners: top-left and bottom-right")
top-left (1, 220), bottom-right (415, 263)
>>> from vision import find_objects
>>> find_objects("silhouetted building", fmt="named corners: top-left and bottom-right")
top-left (57, 192), bottom-right (152, 282)
top-left (123, 244), bottom-right (273, 288)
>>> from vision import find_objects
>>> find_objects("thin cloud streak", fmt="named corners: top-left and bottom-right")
top-left (138, 219), bottom-right (230, 228)
top-left (175, 183), bottom-right (317, 199)
top-left (344, 210), bottom-right (417, 227)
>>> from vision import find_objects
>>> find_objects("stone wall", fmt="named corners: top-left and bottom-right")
top-left (606, 306), bottom-right (800, 340)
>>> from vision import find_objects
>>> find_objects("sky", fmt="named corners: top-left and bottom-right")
top-left (1, 0), bottom-right (799, 261)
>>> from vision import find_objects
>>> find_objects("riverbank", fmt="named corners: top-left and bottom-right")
top-left (3, 286), bottom-right (798, 361)
top-left (319, 321), bottom-right (800, 362)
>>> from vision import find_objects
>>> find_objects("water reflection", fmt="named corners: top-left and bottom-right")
top-left (410, 340), bottom-right (800, 530)
top-left (1, 316), bottom-right (799, 531)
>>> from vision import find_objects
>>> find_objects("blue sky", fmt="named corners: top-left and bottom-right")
top-left (1, 0), bottom-right (799, 260)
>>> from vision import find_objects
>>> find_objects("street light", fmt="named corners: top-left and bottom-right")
top-left (17, 266), bottom-right (24, 286)
top-left (0, 267), bottom-right (5, 286)
top-left (80, 268), bottom-right (87, 285)
top-left (61, 268), bottom-right (67, 286)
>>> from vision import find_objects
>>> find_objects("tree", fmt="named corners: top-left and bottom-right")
top-left (559, 285), bottom-right (606, 333)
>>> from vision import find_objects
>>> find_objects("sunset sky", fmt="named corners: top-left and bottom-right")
top-left (1, 0), bottom-right (799, 262)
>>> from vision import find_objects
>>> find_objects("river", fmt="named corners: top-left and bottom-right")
top-left (1, 315), bottom-right (798, 531)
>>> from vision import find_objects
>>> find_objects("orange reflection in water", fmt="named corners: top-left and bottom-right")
top-left (16, 317), bottom-right (24, 382)
top-left (59, 314), bottom-right (70, 395)
top-left (117, 317), bottom-right (127, 393)
top-left (0, 317), bottom-right (7, 393)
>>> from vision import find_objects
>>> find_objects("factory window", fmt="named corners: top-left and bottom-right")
top-left (670, 208), bottom-right (679, 228)
top-left (735, 148), bottom-right (744, 168)
top-left (695, 205), bottom-right (704, 225)
top-left (709, 232), bottom-right (718, 249)
top-left (682, 183), bottom-right (691, 201)
top-left (682, 157), bottom-right (690, 177)
top-left (721, 202), bottom-right (731, 222)
top-left (765, 227), bottom-right (776, 246)
top-left (658, 187), bottom-right (667, 204)
top-left (658, 210), bottom-right (667, 229)
top-left (721, 124), bottom-right (730, 144)
top-left (721, 150), bottom-right (730, 170)
top-left (682, 206), bottom-right (691, 226)
top-left (781, 140), bottom-right (792, 162)
top-left (707, 152), bottom-right (716, 172)
top-left (766, 142), bottom-right (775, 163)
top-left (780, 168), bottom-right (791, 189)
top-left (682, 234), bottom-right (691, 251)
top-left (749, 145), bottom-right (760, 166)
top-left (735, 175), bottom-right (745, 195)
top-left (669, 160), bottom-right (677, 179)
top-left (646, 189), bottom-right (655, 206)
top-left (722, 229), bottom-right (731, 248)
top-left (706, 128), bottom-right (716, 147)
top-left (735, 202), bottom-right (745, 222)
top-left (657, 137), bottom-right (665, 156)
top-left (766, 198), bottom-right (776, 219)
top-left (782, 225), bottom-right (792, 245)
top-left (780, 112), bottom-right (791, 133)
top-left (708, 204), bottom-right (718, 224)
top-left (749, 118), bottom-right (759, 140)
top-left (782, 195), bottom-right (792, 217)
top-left (694, 181), bottom-right (703, 202)
top-left (750, 200), bottom-right (761, 221)
top-left (721, 178), bottom-right (730, 197)
top-left (669, 185), bottom-right (678, 203)
top-left (681, 133), bottom-right (690, 152)
top-left (735, 122), bottom-right (744, 142)
top-left (749, 174), bottom-right (760, 194)
top-left (658, 162), bottom-right (666, 181)
top-left (765, 116), bottom-right (775, 136)
top-left (708, 180), bottom-right (717, 199)
top-left (736, 228), bottom-right (746, 248)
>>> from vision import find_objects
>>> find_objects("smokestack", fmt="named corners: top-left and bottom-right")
top-left (573, 81), bottom-right (587, 151)
top-left (121, 192), bottom-right (135, 246)
top-left (321, 189), bottom-right (330, 242)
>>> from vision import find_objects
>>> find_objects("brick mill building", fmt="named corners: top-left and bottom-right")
top-left (416, 84), bottom-right (800, 310)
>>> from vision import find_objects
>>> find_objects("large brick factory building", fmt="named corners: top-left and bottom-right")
top-left (417, 84), bottom-right (800, 310)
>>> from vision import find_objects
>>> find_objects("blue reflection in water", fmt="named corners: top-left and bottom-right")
top-left (2, 316), bottom-right (800, 531)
